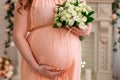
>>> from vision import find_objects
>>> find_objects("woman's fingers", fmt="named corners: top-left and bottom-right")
top-left (71, 30), bottom-right (79, 36)
top-left (65, 26), bottom-right (83, 36)
top-left (71, 27), bottom-right (82, 36)
top-left (42, 68), bottom-right (65, 78)
top-left (39, 64), bottom-right (65, 78)
top-left (46, 70), bottom-right (65, 78)
top-left (48, 70), bottom-right (65, 75)
top-left (65, 27), bottom-right (71, 30)
top-left (40, 64), bottom-right (60, 71)
top-left (40, 65), bottom-right (54, 71)
top-left (64, 24), bottom-right (91, 36)
top-left (72, 27), bottom-right (82, 32)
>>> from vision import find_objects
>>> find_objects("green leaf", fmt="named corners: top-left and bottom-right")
top-left (65, 22), bottom-right (69, 25)
top-left (112, 20), bottom-right (117, 25)
top-left (85, 17), bottom-right (94, 24)
top-left (62, 21), bottom-right (66, 26)
top-left (73, 0), bottom-right (79, 6)
top-left (79, 36), bottom-right (85, 41)
top-left (116, 13), bottom-right (120, 17)
top-left (61, 1), bottom-right (67, 7)
top-left (53, 24), bottom-right (59, 28)
top-left (87, 11), bottom-right (95, 17)
top-left (73, 21), bottom-right (79, 26)
top-left (82, 12), bottom-right (87, 16)
top-left (55, 18), bottom-right (61, 23)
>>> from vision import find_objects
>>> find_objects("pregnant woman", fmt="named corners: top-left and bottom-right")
top-left (13, 0), bottom-right (91, 80)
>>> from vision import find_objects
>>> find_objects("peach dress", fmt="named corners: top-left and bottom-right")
top-left (21, 0), bottom-right (88, 80)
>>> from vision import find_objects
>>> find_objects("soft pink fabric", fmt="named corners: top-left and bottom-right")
top-left (21, 0), bottom-right (89, 80)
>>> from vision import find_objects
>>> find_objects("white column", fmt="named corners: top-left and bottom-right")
top-left (87, 0), bottom-right (114, 80)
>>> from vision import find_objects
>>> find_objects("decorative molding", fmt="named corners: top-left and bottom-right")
top-left (87, 0), bottom-right (114, 80)
top-left (100, 22), bottom-right (108, 70)
top-left (88, 3), bottom-right (112, 21)
top-left (87, 0), bottom-right (114, 3)
top-left (88, 3), bottom-right (98, 21)
top-left (100, 22), bottom-right (110, 39)
top-left (98, 4), bottom-right (112, 21)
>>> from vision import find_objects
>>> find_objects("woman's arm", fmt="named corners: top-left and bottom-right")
top-left (13, 1), bottom-right (40, 71)
top-left (13, 1), bottom-right (65, 78)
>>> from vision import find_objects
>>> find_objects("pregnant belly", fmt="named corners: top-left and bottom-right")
top-left (27, 26), bottom-right (80, 70)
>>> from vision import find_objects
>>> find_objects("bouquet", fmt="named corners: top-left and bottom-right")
top-left (53, 0), bottom-right (94, 40)
top-left (0, 56), bottom-right (14, 79)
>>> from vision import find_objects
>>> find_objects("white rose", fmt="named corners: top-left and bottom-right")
top-left (58, 12), bottom-right (62, 17)
top-left (55, 13), bottom-right (58, 17)
top-left (73, 16), bottom-right (80, 22)
top-left (68, 8), bottom-right (73, 13)
top-left (59, 7), bottom-right (64, 12)
top-left (69, 5), bottom-right (74, 9)
top-left (66, 18), bottom-right (69, 22)
top-left (60, 15), bottom-right (66, 21)
top-left (57, 22), bottom-right (62, 27)
top-left (78, 2), bottom-right (85, 7)
top-left (75, 7), bottom-right (80, 12)
top-left (62, 10), bottom-right (67, 15)
top-left (65, 2), bottom-right (70, 7)
top-left (83, 8), bottom-right (87, 12)
top-left (60, 10), bottom-right (67, 17)
top-left (55, 7), bottom-right (58, 12)
top-left (82, 17), bottom-right (87, 22)
top-left (79, 7), bottom-right (84, 12)
top-left (5, 71), bottom-right (13, 78)
top-left (83, 8), bottom-right (88, 14)
top-left (79, 18), bottom-right (83, 22)
top-left (70, 0), bottom-right (77, 4)
top-left (68, 19), bottom-right (74, 26)
top-left (78, 13), bottom-right (82, 17)
top-left (66, 13), bottom-right (72, 18)
top-left (86, 6), bottom-right (92, 12)
top-left (72, 11), bottom-right (77, 16)
top-left (78, 22), bottom-right (87, 29)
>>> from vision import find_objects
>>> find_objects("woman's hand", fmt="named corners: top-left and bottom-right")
top-left (65, 23), bottom-right (92, 36)
top-left (66, 27), bottom-right (83, 36)
top-left (36, 64), bottom-right (65, 79)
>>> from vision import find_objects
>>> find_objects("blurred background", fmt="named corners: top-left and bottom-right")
top-left (0, 0), bottom-right (120, 80)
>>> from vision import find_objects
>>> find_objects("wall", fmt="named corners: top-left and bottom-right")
top-left (0, 0), bottom-right (8, 56)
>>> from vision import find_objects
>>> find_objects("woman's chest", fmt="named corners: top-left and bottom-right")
top-left (31, 0), bottom-right (66, 11)
top-left (31, 0), bottom-right (66, 20)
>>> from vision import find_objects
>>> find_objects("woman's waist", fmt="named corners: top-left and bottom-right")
top-left (28, 23), bottom-right (54, 32)
top-left (26, 25), bottom-right (80, 41)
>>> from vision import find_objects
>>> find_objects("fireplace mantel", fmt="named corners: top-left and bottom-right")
top-left (86, 0), bottom-right (114, 80)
